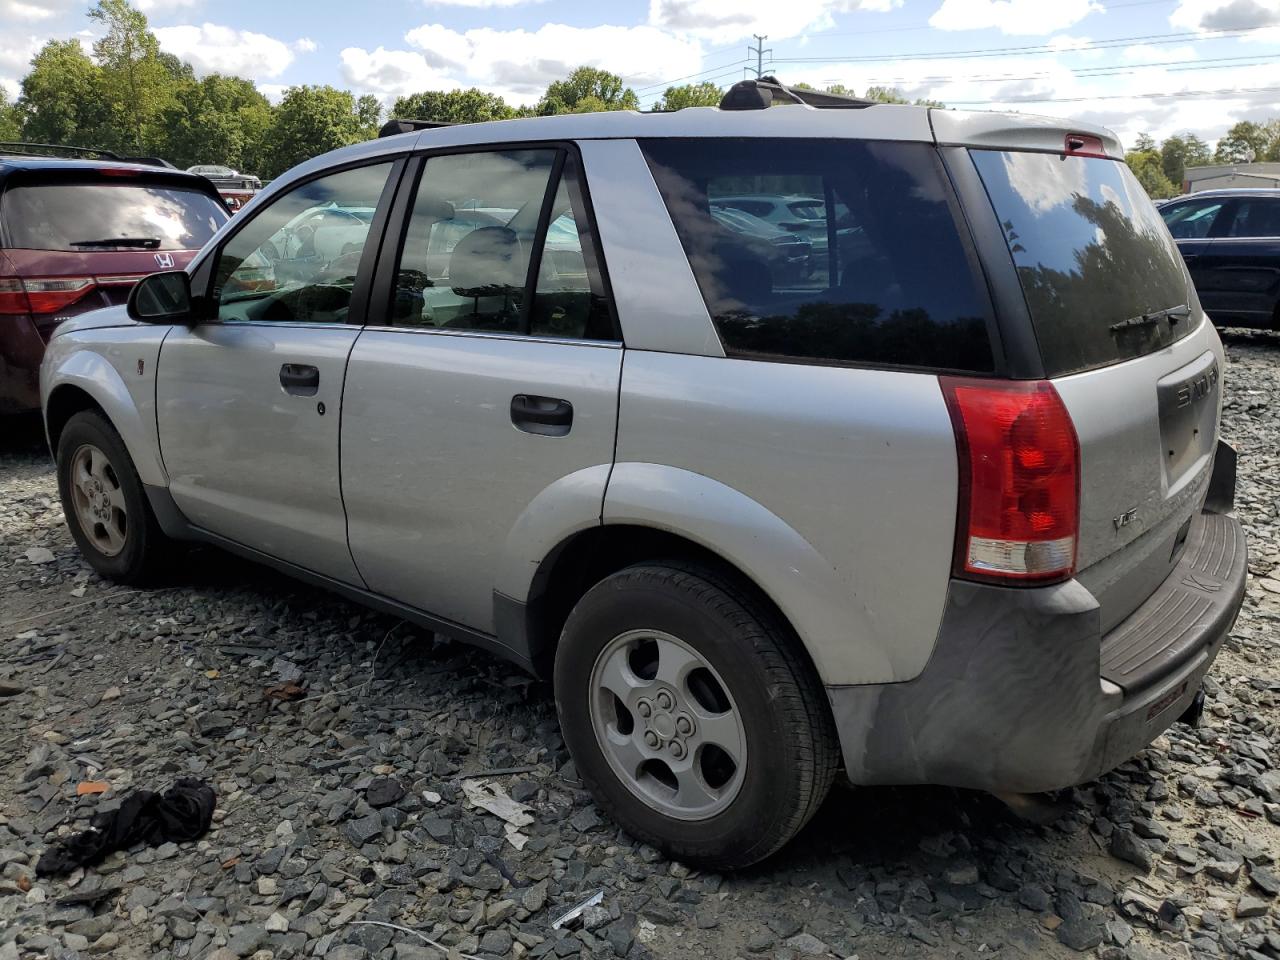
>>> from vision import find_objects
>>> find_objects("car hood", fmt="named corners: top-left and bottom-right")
top-left (49, 305), bottom-right (140, 339)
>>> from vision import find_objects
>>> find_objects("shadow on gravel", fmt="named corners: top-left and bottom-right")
top-left (1218, 326), bottom-right (1280, 349)
top-left (167, 542), bottom-right (1051, 879)
top-left (0, 412), bottom-right (48, 456)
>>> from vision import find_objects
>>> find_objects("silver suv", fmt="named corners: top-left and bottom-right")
top-left (40, 81), bottom-right (1248, 868)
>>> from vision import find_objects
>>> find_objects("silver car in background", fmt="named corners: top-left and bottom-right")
top-left (40, 81), bottom-right (1247, 868)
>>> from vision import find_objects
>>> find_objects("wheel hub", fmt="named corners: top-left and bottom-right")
top-left (588, 629), bottom-right (747, 821)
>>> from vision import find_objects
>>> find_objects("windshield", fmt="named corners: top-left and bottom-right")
top-left (971, 150), bottom-right (1192, 376)
top-left (2, 181), bottom-right (228, 252)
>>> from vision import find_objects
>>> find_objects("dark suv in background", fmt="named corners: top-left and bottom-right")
top-left (1, 148), bottom-right (228, 413)
top-left (1160, 188), bottom-right (1280, 330)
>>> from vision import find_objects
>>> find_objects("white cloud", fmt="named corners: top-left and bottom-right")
top-left (256, 83), bottom-right (288, 105)
top-left (357, 21), bottom-right (704, 102)
top-left (1121, 42), bottom-right (1199, 62)
top-left (154, 23), bottom-right (294, 80)
top-left (294, 37), bottom-right (317, 53)
top-left (929, 0), bottom-right (1103, 35)
top-left (648, 0), bottom-right (901, 42)
top-left (339, 46), bottom-right (461, 99)
top-left (0, 31), bottom-right (41, 95)
top-left (0, 0), bottom-right (78, 22)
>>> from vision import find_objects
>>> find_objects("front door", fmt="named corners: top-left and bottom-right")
top-left (156, 159), bottom-right (398, 583)
top-left (341, 148), bottom-right (622, 636)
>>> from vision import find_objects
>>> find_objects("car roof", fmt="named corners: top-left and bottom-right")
top-left (1166, 188), bottom-right (1280, 200)
top-left (0, 155), bottom-right (215, 187)
top-left (259, 104), bottom-right (1123, 209)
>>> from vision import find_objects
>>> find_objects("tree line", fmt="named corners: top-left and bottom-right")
top-left (1124, 121), bottom-right (1280, 198)
top-left (0, 1), bottom-right (945, 180)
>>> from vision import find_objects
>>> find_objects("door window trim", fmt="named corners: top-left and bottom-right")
top-left (189, 154), bottom-right (409, 328)
top-left (366, 140), bottom-right (623, 343)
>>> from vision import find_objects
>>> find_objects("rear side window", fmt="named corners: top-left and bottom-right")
top-left (1, 180), bottom-right (227, 251)
top-left (1223, 197), bottom-right (1280, 238)
top-left (640, 138), bottom-right (994, 372)
top-left (972, 150), bottom-right (1192, 376)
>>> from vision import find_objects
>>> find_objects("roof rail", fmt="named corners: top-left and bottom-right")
top-left (0, 141), bottom-right (124, 161)
top-left (719, 77), bottom-right (876, 112)
top-left (378, 118), bottom-right (456, 139)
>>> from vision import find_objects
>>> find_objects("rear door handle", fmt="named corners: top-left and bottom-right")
top-left (280, 363), bottom-right (319, 396)
top-left (511, 394), bottom-right (572, 436)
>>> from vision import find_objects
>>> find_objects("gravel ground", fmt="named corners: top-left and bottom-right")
top-left (2, 329), bottom-right (1279, 960)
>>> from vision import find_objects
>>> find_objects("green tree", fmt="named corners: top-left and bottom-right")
top-left (656, 81), bottom-right (722, 111)
top-left (1133, 132), bottom-right (1157, 153)
top-left (864, 85), bottom-right (910, 104)
top-left (392, 88), bottom-right (517, 125)
top-left (89, 0), bottom-right (176, 153)
top-left (537, 67), bottom-right (639, 115)
top-left (262, 85), bottom-right (378, 179)
top-left (1125, 148), bottom-right (1177, 199)
top-left (1213, 121), bottom-right (1270, 164)
top-left (18, 40), bottom-right (112, 148)
top-left (0, 88), bottom-right (22, 141)
top-left (1159, 133), bottom-right (1211, 189)
top-left (159, 74), bottom-right (273, 171)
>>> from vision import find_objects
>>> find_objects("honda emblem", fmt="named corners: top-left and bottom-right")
top-left (154, 252), bottom-right (174, 269)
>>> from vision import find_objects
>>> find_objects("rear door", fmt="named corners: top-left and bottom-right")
top-left (155, 159), bottom-right (399, 582)
top-left (341, 146), bottom-right (621, 638)
top-left (970, 149), bottom-right (1225, 638)
top-left (1194, 196), bottom-right (1280, 325)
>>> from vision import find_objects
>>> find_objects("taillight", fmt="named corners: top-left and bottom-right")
top-left (0, 277), bottom-right (30, 314)
top-left (941, 377), bottom-right (1080, 584)
top-left (12, 277), bottom-right (96, 314)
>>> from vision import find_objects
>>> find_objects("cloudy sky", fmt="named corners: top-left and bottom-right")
top-left (2, 0), bottom-right (1279, 149)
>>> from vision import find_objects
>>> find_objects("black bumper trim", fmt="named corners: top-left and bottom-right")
top-left (828, 510), bottom-right (1246, 794)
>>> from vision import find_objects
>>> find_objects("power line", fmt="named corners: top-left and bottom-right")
top-left (632, 55), bottom-right (751, 93)
top-left (945, 82), bottom-right (1280, 105)
top-left (767, 26), bottom-right (1268, 65)
top-left (792, 52), bottom-right (1280, 88)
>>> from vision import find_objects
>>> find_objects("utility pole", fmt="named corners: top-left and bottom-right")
top-left (747, 34), bottom-right (771, 78)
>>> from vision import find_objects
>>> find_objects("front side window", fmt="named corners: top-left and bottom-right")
top-left (213, 162), bottom-right (392, 324)
top-left (1224, 198), bottom-right (1280, 238)
top-left (1161, 199), bottom-right (1226, 239)
top-left (640, 138), bottom-right (994, 371)
top-left (389, 150), bottom-right (614, 340)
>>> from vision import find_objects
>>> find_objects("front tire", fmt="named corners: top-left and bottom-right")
top-left (56, 410), bottom-right (173, 584)
top-left (554, 562), bottom-right (838, 869)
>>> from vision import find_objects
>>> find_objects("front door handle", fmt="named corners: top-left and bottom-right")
top-left (280, 363), bottom-right (319, 396)
top-left (511, 394), bottom-right (572, 436)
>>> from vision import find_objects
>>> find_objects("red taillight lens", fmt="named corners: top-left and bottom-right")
top-left (0, 277), bottom-right (30, 314)
top-left (941, 377), bottom-right (1080, 584)
top-left (19, 277), bottom-right (96, 314)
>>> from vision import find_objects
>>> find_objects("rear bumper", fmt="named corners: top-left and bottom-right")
top-left (828, 509), bottom-right (1247, 793)
top-left (0, 314), bottom-right (45, 414)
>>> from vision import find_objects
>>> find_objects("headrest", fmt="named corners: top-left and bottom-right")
top-left (449, 226), bottom-right (523, 296)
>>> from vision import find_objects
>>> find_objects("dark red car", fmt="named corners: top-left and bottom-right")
top-left (1, 152), bottom-right (229, 413)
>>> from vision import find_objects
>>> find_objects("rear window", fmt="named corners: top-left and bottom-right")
top-left (971, 150), bottom-right (1192, 376)
top-left (641, 138), bottom-right (995, 372)
top-left (1, 180), bottom-right (227, 252)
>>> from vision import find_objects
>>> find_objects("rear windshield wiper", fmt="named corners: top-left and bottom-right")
top-left (71, 237), bottom-right (161, 249)
top-left (1109, 303), bottom-right (1191, 333)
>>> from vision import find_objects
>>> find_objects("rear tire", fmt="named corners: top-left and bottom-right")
top-left (56, 410), bottom-right (174, 584)
top-left (554, 562), bottom-right (838, 869)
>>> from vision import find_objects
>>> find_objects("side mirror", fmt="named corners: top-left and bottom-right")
top-left (128, 270), bottom-right (192, 324)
